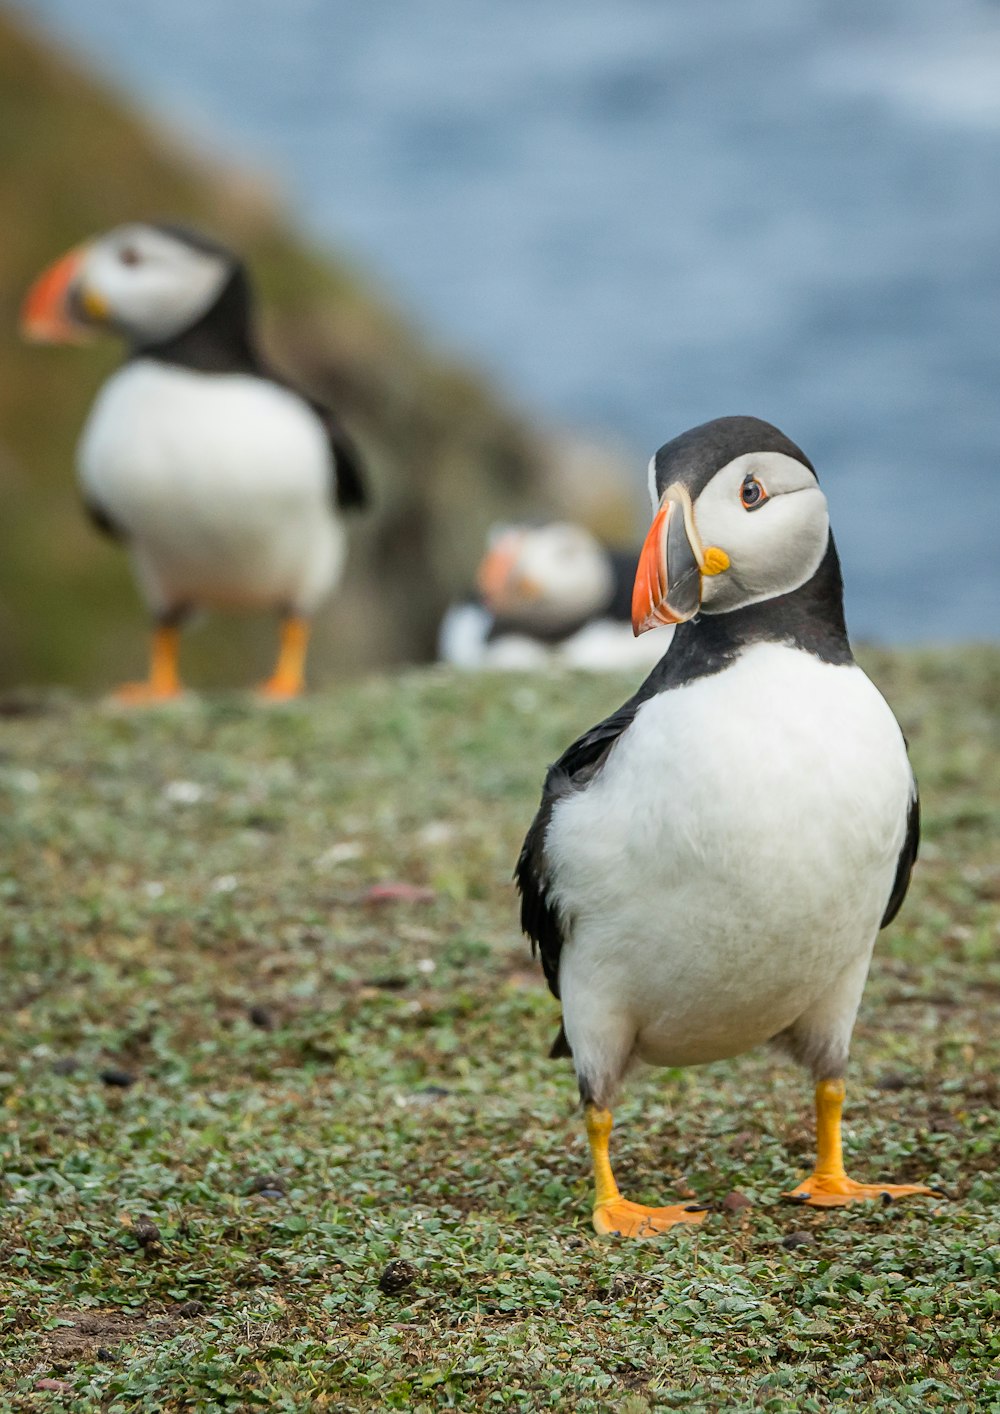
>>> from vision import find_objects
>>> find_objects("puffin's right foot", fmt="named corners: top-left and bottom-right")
top-left (110, 680), bottom-right (186, 706)
top-left (593, 1196), bottom-right (709, 1238)
top-left (584, 1103), bottom-right (710, 1240)
top-left (110, 624), bottom-right (184, 705)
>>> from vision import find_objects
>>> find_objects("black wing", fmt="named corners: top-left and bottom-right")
top-left (83, 495), bottom-right (126, 541)
top-left (307, 400), bottom-right (368, 512)
top-left (880, 785), bottom-right (919, 929)
top-left (515, 695), bottom-right (645, 1001)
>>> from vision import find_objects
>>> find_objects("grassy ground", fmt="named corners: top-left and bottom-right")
top-left (1, 653), bottom-right (998, 1411)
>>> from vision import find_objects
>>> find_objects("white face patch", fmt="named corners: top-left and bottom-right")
top-left (646, 454), bottom-right (659, 512)
top-left (692, 451), bottom-right (830, 612)
top-left (79, 225), bottom-right (232, 344)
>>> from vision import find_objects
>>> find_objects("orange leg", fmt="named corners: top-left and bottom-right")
top-left (259, 616), bottom-right (310, 701)
top-left (785, 1078), bottom-right (937, 1207)
top-left (586, 1104), bottom-right (709, 1238)
top-left (113, 625), bottom-right (184, 705)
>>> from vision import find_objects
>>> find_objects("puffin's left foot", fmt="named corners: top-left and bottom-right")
top-left (258, 616), bottom-right (309, 701)
top-left (256, 675), bottom-right (304, 702)
top-left (594, 1196), bottom-right (709, 1237)
top-left (784, 1174), bottom-right (936, 1207)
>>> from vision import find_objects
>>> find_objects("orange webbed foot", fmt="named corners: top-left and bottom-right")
top-left (784, 1174), bottom-right (938, 1207)
top-left (110, 681), bottom-right (186, 706)
top-left (593, 1196), bottom-right (710, 1237)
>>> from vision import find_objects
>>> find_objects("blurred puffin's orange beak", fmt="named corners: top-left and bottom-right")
top-left (20, 246), bottom-right (93, 344)
top-left (477, 534), bottom-right (523, 610)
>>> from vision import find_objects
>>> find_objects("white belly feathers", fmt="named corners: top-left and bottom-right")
top-left (546, 642), bottom-right (913, 1067)
top-left (77, 360), bottom-right (344, 614)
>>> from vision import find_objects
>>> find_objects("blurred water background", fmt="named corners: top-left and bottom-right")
top-left (16, 0), bottom-right (1000, 642)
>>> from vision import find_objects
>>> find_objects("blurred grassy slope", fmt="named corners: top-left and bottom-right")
top-left (0, 652), bottom-right (997, 1406)
top-left (0, 11), bottom-right (634, 691)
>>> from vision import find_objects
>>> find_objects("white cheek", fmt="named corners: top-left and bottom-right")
top-left (647, 456), bottom-right (658, 511)
top-left (700, 489), bottom-right (830, 610)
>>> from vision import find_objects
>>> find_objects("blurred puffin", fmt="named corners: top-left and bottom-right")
top-left (438, 522), bottom-right (669, 671)
top-left (517, 416), bottom-right (934, 1237)
top-left (21, 223), bottom-right (367, 701)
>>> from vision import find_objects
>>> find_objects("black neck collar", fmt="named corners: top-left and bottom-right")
top-left (645, 536), bottom-right (853, 693)
top-left (128, 267), bottom-right (263, 376)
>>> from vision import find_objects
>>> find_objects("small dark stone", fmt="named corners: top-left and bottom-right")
top-left (100, 1068), bottom-right (136, 1088)
top-left (177, 1299), bottom-right (206, 1317)
top-left (96, 1347), bottom-right (116, 1361)
top-left (246, 1173), bottom-right (285, 1195)
top-left (722, 1190), bottom-right (753, 1212)
top-left (416, 1085), bottom-right (451, 1098)
top-left (132, 1217), bottom-right (161, 1247)
top-left (248, 1005), bottom-right (274, 1030)
top-left (876, 1071), bottom-right (913, 1092)
top-left (781, 1230), bottom-right (816, 1249)
top-left (51, 1057), bottom-right (80, 1076)
top-left (378, 1258), bottom-right (417, 1295)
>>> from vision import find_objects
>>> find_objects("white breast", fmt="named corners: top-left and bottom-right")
top-left (547, 642), bottom-right (913, 1066)
top-left (78, 360), bottom-right (344, 615)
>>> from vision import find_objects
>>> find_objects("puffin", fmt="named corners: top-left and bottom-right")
top-left (438, 522), bottom-right (669, 671)
top-left (21, 222), bottom-right (367, 701)
top-left (516, 416), bottom-right (934, 1237)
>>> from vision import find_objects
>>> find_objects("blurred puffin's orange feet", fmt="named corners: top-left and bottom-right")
top-left (594, 1197), bottom-right (708, 1237)
top-left (784, 1077), bottom-right (938, 1209)
top-left (585, 1103), bottom-right (710, 1239)
top-left (111, 625), bottom-right (183, 705)
top-left (112, 681), bottom-right (185, 706)
top-left (258, 616), bottom-right (309, 701)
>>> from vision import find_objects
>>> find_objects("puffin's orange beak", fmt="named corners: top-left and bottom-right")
top-left (477, 535), bottom-right (523, 610)
top-left (632, 485), bottom-right (730, 635)
top-left (20, 246), bottom-right (92, 344)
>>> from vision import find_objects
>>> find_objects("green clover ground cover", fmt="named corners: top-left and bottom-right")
top-left (1, 653), bottom-right (998, 1411)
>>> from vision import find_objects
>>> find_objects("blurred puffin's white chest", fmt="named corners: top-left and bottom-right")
top-left (77, 360), bottom-right (343, 612)
top-left (78, 360), bottom-right (332, 526)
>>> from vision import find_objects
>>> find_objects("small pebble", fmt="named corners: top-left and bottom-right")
top-left (96, 1347), bottom-right (116, 1361)
top-left (248, 1005), bottom-right (274, 1029)
top-left (378, 1258), bottom-right (417, 1295)
top-left (177, 1300), bottom-right (206, 1317)
top-left (132, 1217), bottom-right (161, 1247)
top-left (247, 1174), bottom-right (285, 1195)
top-left (781, 1229), bottom-right (817, 1249)
top-left (100, 1068), bottom-right (136, 1088)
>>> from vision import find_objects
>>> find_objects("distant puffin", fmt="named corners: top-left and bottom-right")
top-left (21, 223), bottom-right (367, 701)
top-left (517, 416), bottom-right (934, 1237)
top-left (438, 522), bottom-right (669, 671)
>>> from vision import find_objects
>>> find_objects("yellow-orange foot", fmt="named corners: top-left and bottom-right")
top-left (784, 1174), bottom-right (937, 1207)
top-left (593, 1197), bottom-right (710, 1237)
top-left (111, 681), bottom-right (186, 706)
top-left (256, 675), bottom-right (304, 702)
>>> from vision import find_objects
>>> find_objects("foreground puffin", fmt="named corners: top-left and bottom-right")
top-left (517, 416), bottom-right (934, 1237)
top-left (21, 223), bottom-right (367, 701)
top-left (438, 522), bottom-right (668, 671)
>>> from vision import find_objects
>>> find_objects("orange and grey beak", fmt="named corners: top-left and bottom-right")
top-left (632, 484), bottom-right (729, 634)
top-left (477, 532), bottom-right (542, 611)
top-left (20, 245), bottom-right (96, 344)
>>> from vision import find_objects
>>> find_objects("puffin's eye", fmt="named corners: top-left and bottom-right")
top-left (118, 246), bottom-right (142, 267)
top-left (740, 475), bottom-right (768, 511)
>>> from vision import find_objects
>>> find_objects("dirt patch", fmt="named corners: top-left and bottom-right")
top-left (40, 1309), bottom-right (182, 1362)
